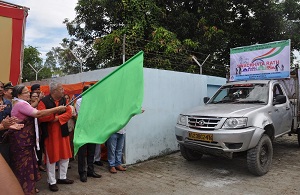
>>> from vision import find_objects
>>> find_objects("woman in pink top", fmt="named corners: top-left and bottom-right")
top-left (9, 85), bottom-right (66, 195)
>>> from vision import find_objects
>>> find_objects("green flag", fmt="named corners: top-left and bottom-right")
top-left (73, 51), bottom-right (144, 155)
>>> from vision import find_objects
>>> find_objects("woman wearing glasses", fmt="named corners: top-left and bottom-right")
top-left (30, 92), bottom-right (39, 108)
top-left (9, 85), bottom-right (66, 195)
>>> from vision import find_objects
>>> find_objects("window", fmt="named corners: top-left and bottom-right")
top-left (273, 84), bottom-right (284, 98)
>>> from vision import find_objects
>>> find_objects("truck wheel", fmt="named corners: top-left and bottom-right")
top-left (247, 135), bottom-right (273, 176)
top-left (180, 144), bottom-right (203, 161)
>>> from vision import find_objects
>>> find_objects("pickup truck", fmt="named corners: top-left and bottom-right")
top-left (175, 79), bottom-right (299, 176)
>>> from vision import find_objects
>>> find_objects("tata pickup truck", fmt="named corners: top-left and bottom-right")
top-left (175, 79), bottom-right (294, 176)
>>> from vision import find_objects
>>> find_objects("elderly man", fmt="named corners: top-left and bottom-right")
top-left (38, 82), bottom-right (74, 192)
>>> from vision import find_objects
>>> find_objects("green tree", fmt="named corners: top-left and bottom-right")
top-left (22, 46), bottom-right (52, 82)
top-left (45, 38), bottom-right (98, 75)
top-left (60, 0), bottom-right (300, 77)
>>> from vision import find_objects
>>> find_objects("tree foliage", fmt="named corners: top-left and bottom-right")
top-left (22, 46), bottom-right (52, 82)
top-left (49, 0), bottom-right (300, 77)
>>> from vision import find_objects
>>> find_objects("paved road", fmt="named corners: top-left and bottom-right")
top-left (37, 134), bottom-right (300, 195)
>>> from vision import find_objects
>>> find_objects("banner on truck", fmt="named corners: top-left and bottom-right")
top-left (0, 2), bottom-right (28, 85)
top-left (230, 40), bottom-right (290, 81)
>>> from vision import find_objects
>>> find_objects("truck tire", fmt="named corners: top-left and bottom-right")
top-left (247, 134), bottom-right (273, 176)
top-left (180, 144), bottom-right (203, 161)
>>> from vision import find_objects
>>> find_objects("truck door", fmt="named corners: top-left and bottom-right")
top-left (271, 84), bottom-right (292, 135)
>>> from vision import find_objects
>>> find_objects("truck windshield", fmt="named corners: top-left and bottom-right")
top-left (208, 83), bottom-right (269, 104)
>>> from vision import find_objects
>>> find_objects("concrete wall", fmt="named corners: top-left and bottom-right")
top-left (124, 69), bottom-right (225, 164)
top-left (35, 67), bottom-right (226, 164)
top-left (207, 76), bottom-right (223, 97)
top-left (36, 67), bottom-right (118, 85)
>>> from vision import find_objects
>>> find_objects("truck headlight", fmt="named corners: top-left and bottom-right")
top-left (222, 118), bottom-right (247, 129)
top-left (177, 115), bottom-right (187, 126)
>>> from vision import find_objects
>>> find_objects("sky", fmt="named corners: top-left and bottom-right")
top-left (5, 0), bottom-right (78, 60)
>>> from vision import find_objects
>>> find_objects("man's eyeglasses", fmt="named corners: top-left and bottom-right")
top-left (31, 96), bottom-right (39, 98)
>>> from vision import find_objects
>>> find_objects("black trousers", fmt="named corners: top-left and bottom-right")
top-left (77, 143), bottom-right (96, 175)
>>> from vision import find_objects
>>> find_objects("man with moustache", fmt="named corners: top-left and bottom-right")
top-left (38, 82), bottom-right (74, 192)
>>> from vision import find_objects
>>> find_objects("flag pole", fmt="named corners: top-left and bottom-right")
top-left (66, 93), bottom-right (82, 106)
top-left (66, 81), bottom-right (96, 106)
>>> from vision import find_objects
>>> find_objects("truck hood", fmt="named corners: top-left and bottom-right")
top-left (184, 104), bottom-right (264, 117)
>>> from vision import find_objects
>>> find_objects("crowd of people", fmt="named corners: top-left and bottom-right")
top-left (0, 81), bottom-right (128, 194)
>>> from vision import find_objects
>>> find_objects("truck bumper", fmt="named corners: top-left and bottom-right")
top-left (175, 125), bottom-right (264, 153)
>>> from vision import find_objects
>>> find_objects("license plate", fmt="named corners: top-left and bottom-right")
top-left (188, 132), bottom-right (213, 142)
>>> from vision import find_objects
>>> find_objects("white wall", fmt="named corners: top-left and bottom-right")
top-left (207, 76), bottom-right (224, 97)
top-left (46, 67), bottom-right (118, 84)
top-left (125, 69), bottom-right (226, 164)
top-left (39, 67), bottom-right (226, 164)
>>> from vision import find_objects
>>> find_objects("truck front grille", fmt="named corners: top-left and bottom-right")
top-left (188, 116), bottom-right (221, 130)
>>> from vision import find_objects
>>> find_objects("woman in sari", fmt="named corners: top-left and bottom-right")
top-left (9, 85), bottom-right (66, 195)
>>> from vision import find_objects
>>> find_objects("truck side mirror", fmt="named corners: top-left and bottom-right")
top-left (273, 95), bottom-right (286, 105)
top-left (203, 97), bottom-right (210, 104)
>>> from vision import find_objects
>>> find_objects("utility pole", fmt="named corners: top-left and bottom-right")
top-left (192, 54), bottom-right (210, 74)
top-left (122, 34), bottom-right (126, 63)
top-left (70, 49), bottom-right (93, 73)
top-left (28, 63), bottom-right (44, 81)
